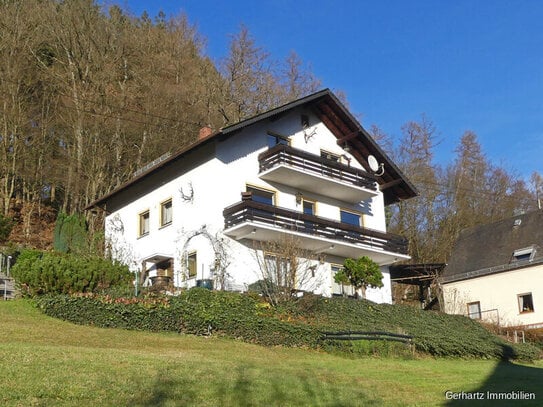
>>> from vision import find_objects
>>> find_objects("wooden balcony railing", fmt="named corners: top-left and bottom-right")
top-left (223, 200), bottom-right (408, 255)
top-left (258, 144), bottom-right (378, 191)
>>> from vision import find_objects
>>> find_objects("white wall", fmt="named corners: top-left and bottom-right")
top-left (442, 265), bottom-right (543, 327)
top-left (105, 106), bottom-right (394, 302)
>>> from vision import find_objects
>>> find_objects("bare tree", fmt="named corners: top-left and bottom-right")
top-left (281, 50), bottom-right (321, 101)
top-left (252, 234), bottom-right (322, 306)
top-left (388, 116), bottom-right (441, 263)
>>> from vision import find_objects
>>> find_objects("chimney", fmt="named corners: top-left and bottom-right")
top-left (198, 125), bottom-right (213, 140)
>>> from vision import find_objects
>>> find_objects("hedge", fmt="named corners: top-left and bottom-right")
top-left (35, 290), bottom-right (541, 361)
top-left (36, 289), bottom-right (321, 348)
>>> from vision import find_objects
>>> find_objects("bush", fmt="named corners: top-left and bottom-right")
top-left (12, 249), bottom-right (133, 296)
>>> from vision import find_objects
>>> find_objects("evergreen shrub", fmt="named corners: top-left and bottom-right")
top-left (12, 249), bottom-right (132, 296)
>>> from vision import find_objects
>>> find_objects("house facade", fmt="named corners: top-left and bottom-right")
top-left (88, 90), bottom-right (416, 303)
top-left (441, 210), bottom-right (543, 328)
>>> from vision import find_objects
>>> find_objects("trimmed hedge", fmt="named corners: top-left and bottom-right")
top-left (35, 290), bottom-right (541, 361)
top-left (36, 289), bottom-right (321, 348)
top-left (12, 249), bottom-right (133, 296)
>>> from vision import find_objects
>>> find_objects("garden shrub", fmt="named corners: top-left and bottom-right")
top-left (12, 249), bottom-right (132, 296)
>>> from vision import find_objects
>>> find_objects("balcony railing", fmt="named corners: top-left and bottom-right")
top-left (258, 144), bottom-right (378, 192)
top-left (223, 199), bottom-right (408, 256)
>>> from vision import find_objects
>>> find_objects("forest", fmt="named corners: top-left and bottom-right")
top-left (1, 0), bottom-right (541, 264)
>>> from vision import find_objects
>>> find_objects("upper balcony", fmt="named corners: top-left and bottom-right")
top-left (258, 144), bottom-right (378, 202)
top-left (223, 199), bottom-right (409, 265)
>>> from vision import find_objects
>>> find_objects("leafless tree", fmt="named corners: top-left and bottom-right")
top-left (252, 234), bottom-right (322, 306)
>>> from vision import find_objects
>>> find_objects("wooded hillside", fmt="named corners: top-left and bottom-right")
top-left (0, 0), bottom-right (319, 247)
top-left (1, 0), bottom-right (541, 263)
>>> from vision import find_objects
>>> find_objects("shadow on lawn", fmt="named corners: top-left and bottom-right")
top-left (128, 364), bottom-right (383, 407)
top-left (445, 344), bottom-right (542, 407)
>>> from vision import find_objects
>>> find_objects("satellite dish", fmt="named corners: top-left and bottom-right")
top-left (367, 154), bottom-right (385, 176)
top-left (367, 155), bottom-right (379, 172)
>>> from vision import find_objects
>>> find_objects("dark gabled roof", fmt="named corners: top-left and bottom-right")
top-left (86, 89), bottom-right (417, 210)
top-left (442, 210), bottom-right (543, 283)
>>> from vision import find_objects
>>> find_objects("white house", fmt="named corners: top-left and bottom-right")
top-left (87, 89), bottom-right (416, 303)
top-left (441, 210), bottom-right (543, 328)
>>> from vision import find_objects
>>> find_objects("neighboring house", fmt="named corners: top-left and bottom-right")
top-left (87, 89), bottom-right (416, 303)
top-left (441, 210), bottom-right (543, 328)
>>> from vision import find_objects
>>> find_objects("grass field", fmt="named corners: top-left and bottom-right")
top-left (1, 300), bottom-right (542, 406)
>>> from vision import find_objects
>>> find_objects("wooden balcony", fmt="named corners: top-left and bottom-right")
top-left (258, 144), bottom-right (378, 202)
top-left (223, 200), bottom-right (409, 265)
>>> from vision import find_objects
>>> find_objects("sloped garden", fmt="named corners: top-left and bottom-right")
top-left (34, 288), bottom-right (541, 361)
top-left (11, 248), bottom-right (540, 361)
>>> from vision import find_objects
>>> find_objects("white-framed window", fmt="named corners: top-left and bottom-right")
top-left (138, 210), bottom-right (150, 237)
top-left (511, 247), bottom-right (535, 263)
top-left (160, 198), bottom-right (173, 227)
top-left (467, 301), bottom-right (481, 319)
top-left (518, 293), bottom-right (534, 313)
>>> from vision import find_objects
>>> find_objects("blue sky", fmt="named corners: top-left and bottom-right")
top-left (112, 0), bottom-right (543, 179)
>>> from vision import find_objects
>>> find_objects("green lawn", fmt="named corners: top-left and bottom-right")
top-left (1, 300), bottom-right (542, 406)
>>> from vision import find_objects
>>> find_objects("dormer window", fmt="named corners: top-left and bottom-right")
top-left (511, 247), bottom-right (535, 263)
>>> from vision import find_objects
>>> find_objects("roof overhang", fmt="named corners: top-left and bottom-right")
top-left (389, 263), bottom-right (446, 285)
top-left (86, 89), bottom-right (417, 210)
top-left (309, 92), bottom-right (417, 205)
top-left (142, 253), bottom-right (173, 264)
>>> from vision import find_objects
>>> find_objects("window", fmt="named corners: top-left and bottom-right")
top-left (247, 186), bottom-right (275, 205)
top-left (332, 264), bottom-right (354, 296)
top-left (340, 209), bottom-right (361, 226)
top-left (511, 247), bottom-right (535, 263)
top-left (518, 293), bottom-right (534, 313)
top-left (302, 200), bottom-right (316, 233)
top-left (467, 302), bottom-right (481, 319)
top-left (264, 253), bottom-right (290, 286)
top-left (321, 150), bottom-right (340, 162)
top-left (267, 132), bottom-right (289, 148)
top-left (160, 199), bottom-right (172, 227)
top-left (302, 200), bottom-right (315, 215)
top-left (187, 252), bottom-right (197, 279)
top-left (139, 210), bottom-right (150, 237)
top-left (301, 114), bottom-right (309, 128)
